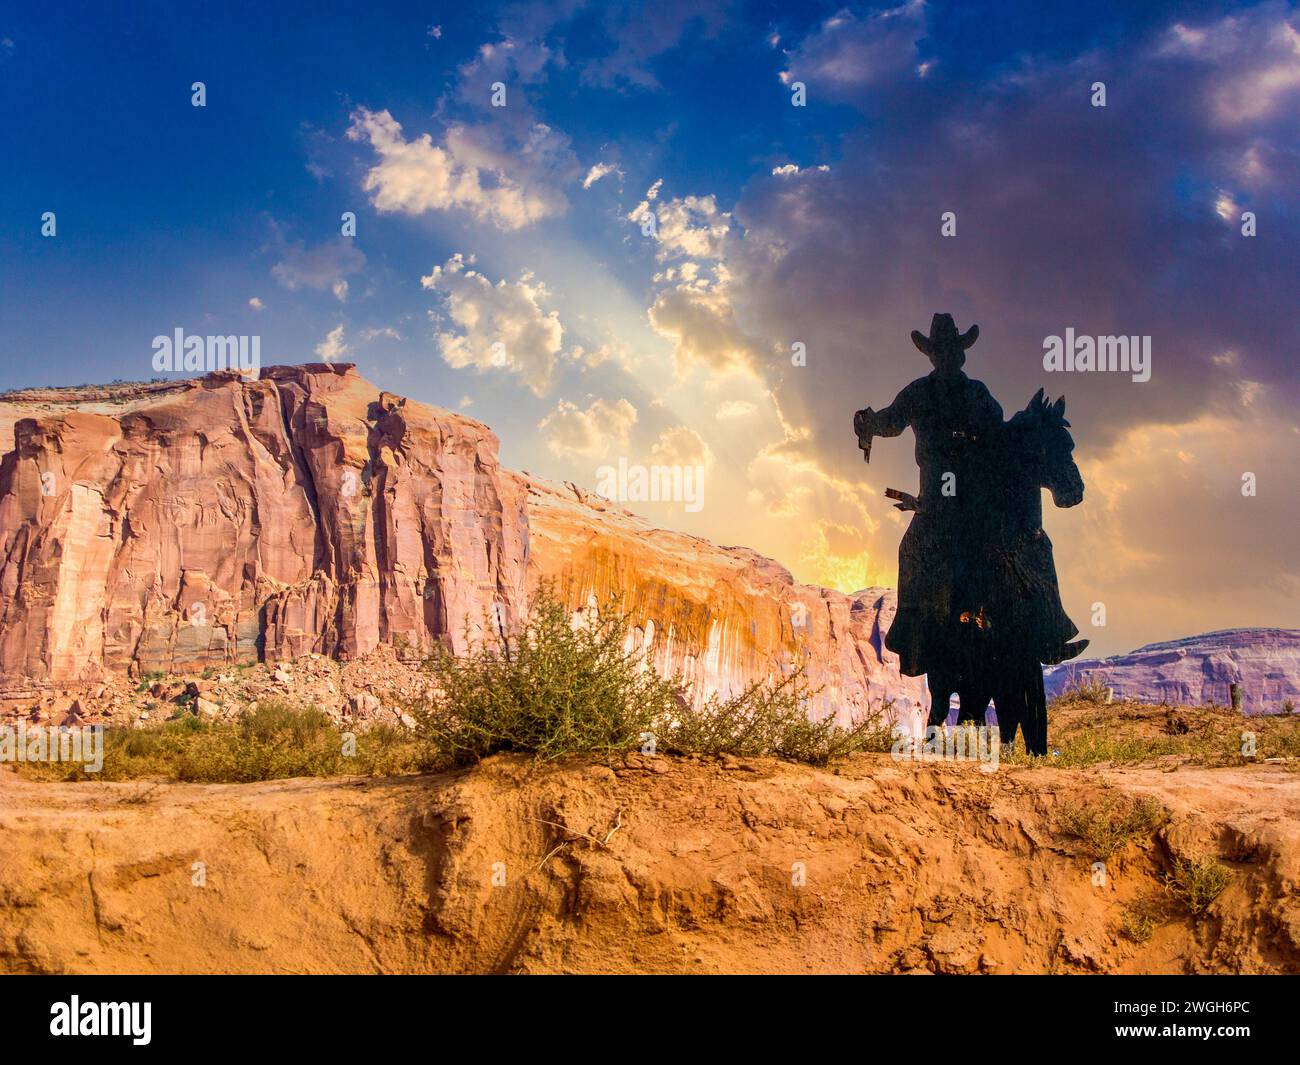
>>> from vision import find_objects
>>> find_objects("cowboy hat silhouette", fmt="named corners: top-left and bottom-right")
top-left (911, 313), bottom-right (979, 364)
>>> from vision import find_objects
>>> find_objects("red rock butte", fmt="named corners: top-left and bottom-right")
top-left (0, 364), bottom-right (928, 730)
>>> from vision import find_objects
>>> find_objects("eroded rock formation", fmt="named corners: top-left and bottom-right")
top-left (0, 365), bottom-right (927, 729)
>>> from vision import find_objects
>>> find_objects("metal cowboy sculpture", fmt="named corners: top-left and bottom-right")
top-left (854, 313), bottom-right (1088, 755)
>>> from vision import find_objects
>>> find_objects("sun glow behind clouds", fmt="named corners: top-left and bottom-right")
top-left (6, 0), bottom-right (1297, 659)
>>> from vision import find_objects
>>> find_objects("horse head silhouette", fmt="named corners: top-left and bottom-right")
top-left (1007, 388), bottom-right (1084, 510)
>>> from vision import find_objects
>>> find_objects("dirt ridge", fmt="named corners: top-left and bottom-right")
top-left (3, 754), bottom-right (1296, 975)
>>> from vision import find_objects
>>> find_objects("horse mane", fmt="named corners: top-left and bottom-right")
top-left (1011, 387), bottom-right (1071, 429)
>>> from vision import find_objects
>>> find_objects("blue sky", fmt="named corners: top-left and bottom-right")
top-left (1, 1), bottom-right (1297, 654)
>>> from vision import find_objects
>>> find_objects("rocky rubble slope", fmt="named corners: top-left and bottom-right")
top-left (2, 753), bottom-right (1296, 975)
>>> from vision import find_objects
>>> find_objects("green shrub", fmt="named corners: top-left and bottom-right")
top-left (1164, 856), bottom-right (1232, 915)
top-left (414, 588), bottom-right (893, 767)
top-left (1058, 676), bottom-right (1112, 705)
top-left (1120, 904), bottom-right (1158, 944)
top-left (1035, 728), bottom-right (1184, 767)
top-left (134, 670), bottom-right (166, 694)
top-left (1056, 795), bottom-right (1168, 859)
top-left (658, 670), bottom-right (896, 765)
top-left (413, 589), bottom-right (682, 764)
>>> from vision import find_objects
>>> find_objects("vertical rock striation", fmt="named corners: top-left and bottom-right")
top-left (0, 365), bottom-right (528, 683)
top-left (521, 475), bottom-right (927, 729)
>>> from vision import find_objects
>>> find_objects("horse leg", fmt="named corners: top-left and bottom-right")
top-left (956, 685), bottom-right (991, 726)
top-left (999, 658), bottom-right (1048, 756)
top-left (927, 672), bottom-right (954, 729)
top-left (993, 672), bottom-right (1023, 750)
top-left (1026, 662), bottom-right (1049, 756)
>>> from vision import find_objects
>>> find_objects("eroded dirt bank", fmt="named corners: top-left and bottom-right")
top-left (2, 755), bottom-right (1298, 974)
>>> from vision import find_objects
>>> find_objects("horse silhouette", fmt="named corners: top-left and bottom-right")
top-left (928, 388), bottom-right (1086, 755)
top-left (855, 315), bottom-right (1086, 757)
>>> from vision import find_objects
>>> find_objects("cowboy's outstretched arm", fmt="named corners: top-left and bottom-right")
top-left (854, 388), bottom-right (910, 439)
top-left (854, 388), bottom-right (910, 463)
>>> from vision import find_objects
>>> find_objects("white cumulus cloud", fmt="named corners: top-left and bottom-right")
top-left (315, 324), bottom-right (350, 362)
top-left (421, 254), bottom-right (564, 396)
top-left (347, 107), bottom-right (570, 231)
top-left (538, 397), bottom-right (638, 458)
top-left (628, 183), bottom-right (732, 260)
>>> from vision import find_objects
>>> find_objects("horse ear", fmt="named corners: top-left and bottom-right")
top-left (910, 330), bottom-right (931, 356)
top-left (1052, 396), bottom-right (1066, 418)
top-left (1031, 387), bottom-right (1046, 409)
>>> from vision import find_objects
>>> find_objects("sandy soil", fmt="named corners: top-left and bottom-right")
top-left (3, 752), bottom-right (1297, 974)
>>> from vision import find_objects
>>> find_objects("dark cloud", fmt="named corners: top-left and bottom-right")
top-left (709, 1), bottom-right (1300, 647)
top-left (728, 1), bottom-right (1300, 462)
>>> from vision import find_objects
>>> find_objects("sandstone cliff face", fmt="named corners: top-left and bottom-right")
top-left (0, 365), bottom-right (927, 730)
top-left (0, 366), bottom-right (528, 684)
top-left (1045, 629), bottom-right (1300, 715)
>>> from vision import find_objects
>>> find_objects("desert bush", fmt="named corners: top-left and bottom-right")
top-left (1120, 907), bottom-right (1157, 944)
top-left (1055, 794), bottom-right (1168, 859)
top-left (1058, 675), bottom-right (1112, 705)
top-left (413, 588), bottom-right (682, 764)
top-left (1032, 728), bottom-right (1184, 767)
top-left (177, 701), bottom-right (350, 782)
top-left (1118, 899), bottom-right (1159, 941)
top-left (414, 587), bottom-right (892, 767)
top-left (134, 670), bottom-right (166, 694)
top-left (658, 670), bottom-right (896, 765)
top-left (1164, 856), bottom-right (1232, 915)
top-left (1270, 723), bottom-right (1300, 760)
top-left (24, 590), bottom-right (927, 783)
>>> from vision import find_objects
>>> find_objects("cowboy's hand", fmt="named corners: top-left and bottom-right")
top-left (853, 407), bottom-right (875, 440)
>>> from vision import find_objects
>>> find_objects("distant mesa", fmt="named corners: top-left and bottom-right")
top-left (1045, 628), bottom-right (1300, 715)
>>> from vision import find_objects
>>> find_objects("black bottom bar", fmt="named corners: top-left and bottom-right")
top-left (3, 973), bottom-right (1295, 1051)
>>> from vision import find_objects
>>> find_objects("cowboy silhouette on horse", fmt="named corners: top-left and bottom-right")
top-left (854, 313), bottom-right (1088, 755)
